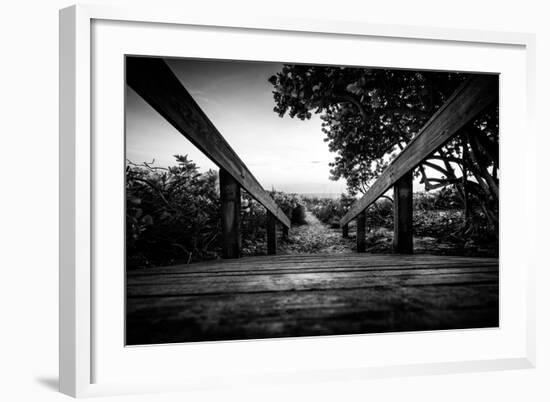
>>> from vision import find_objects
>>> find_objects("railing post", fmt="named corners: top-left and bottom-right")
top-left (282, 225), bottom-right (289, 241)
top-left (342, 223), bottom-right (349, 238)
top-left (393, 171), bottom-right (413, 254)
top-left (356, 211), bottom-right (366, 252)
top-left (267, 212), bottom-right (278, 255)
top-left (219, 169), bottom-right (241, 258)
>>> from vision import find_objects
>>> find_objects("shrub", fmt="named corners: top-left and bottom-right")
top-left (239, 191), bottom-right (304, 254)
top-left (414, 187), bottom-right (462, 211)
top-left (306, 193), bottom-right (355, 227)
top-left (126, 155), bottom-right (220, 269)
top-left (126, 156), bottom-right (308, 267)
top-left (269, 191), bottom-right (306, 225)
top-left (239, 194), bottom-right (268, 256)
top-left (365, 197), bottom-right (393, 228)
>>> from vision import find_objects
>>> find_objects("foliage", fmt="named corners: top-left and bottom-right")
top-left (269, 191), bottom-right (307, 225)
top-left (125, 154), bottom-right (497, 268)
top-left (414, 187), bottom-right (463, 211)
top-left (126, 155), bottom-right (220, 268)
top-left (304, 189), bottom-right (497, 257)
top-left (239, 193), bottom-right (268, 256)
top-left (305, 193), bottom-right (355, 227)
top-left (307, 197), bottom-right (340, 225)
top-left (126, 157), bottom-right (307, 268)
top-left (306, 193), bottom-right (393, 229)
top-left (240, 191), bottom-right (305, 254)
top-left (268, 65), bottom-right (499, 232)
top-left (365, 198), bottom-right (393, 228)
top-left (363, 208), bottom-right (497, 257)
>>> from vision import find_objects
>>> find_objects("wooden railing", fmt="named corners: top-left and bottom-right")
top-left (340, 74), bottom-right (499, 253)
top-left (126, 57), bottom-right (291, 258)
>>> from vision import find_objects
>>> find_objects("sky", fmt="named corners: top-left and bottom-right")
top-left (125, 58), bottom-right (347, 195)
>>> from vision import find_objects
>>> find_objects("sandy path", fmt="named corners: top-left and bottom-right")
top-left (278, 210), bottom-right (355, 255)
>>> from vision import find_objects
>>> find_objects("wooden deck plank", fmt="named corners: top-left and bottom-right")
top-left (128, 254), bottom-right (497, 275)
top-left (128, 265), bottom-right (497, 281)
top-left (127, 284), bottom-right (498, 344)
top-left (128, 273), bottom-right (497, 297)
top-left (126, 253), bottom-right (498, 345)
top-left (129, 262), bottom-right (498, 277)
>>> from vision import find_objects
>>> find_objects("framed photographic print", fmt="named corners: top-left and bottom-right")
top-left (59, 4), bottom-right (536, 397)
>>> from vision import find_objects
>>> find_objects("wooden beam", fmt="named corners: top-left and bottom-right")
top-left (356, 211), bottom-right (366, 252)
top-left (267, 212), bottom-right (277, 255)
top-left (340, 74), bottom-right (498, 226)
top-left (126, 57), bottom-right (291, 229)
top-left (342, 223), bottom-right (349, 238)
top-left (393, 171), bottom-right (413, 254)
top-left (219, 169), bottom-right (241, 259)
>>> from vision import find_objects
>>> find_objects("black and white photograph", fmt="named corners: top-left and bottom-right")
top-left (125, 56), bottom-right (499, 345)
top-left (4, 0), bottom-right (550, 399)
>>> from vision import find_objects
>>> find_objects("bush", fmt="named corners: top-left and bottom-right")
top-left (126, 157), bottom-right (307, 267)
top-left (365, 197), bottom-right (393, 228)
top-left (126, 155), bottom-right (497, 266)
top-left (305, 194), bottom-right (355, 226)
top-left (269, 191), bottom-right (306, 225)
top-left (239, 194), bottom-right (268, 256)
top-left (126, 155), bottom-right (220, 269)
top-left (414, 187), bottom-right (462, 211)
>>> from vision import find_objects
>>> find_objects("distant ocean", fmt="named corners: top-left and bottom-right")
top-left (299, 192), bottom-right (344, 199)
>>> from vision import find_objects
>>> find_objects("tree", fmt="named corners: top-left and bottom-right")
top-left (268, 65), bottom-right (499, 231)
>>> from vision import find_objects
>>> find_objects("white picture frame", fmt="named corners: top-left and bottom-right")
top-left (59, 4), bottom-right (536, 398)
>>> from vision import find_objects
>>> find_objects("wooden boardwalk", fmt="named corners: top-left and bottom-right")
top-left (126, 253), bottom-right (498, 345)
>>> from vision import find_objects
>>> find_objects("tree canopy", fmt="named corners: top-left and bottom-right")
top-left (268, 65), bottom-right (499, 229)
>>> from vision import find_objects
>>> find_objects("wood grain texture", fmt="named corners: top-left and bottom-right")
top-left (342, 223), bottom-right (349, 238)
top-left (267, 212), bottom-right (278, 255)
top-left (356, 211), bottom-right (366, 252)
top-left (282, 225), bottom-right (289, 240)
top-left (126, 57), bottom-right (290, 228)
top-left (393, 171), bottom-right (413, 254)
top-left (219, 169), bottom-right (241, 258)
top-left (341, 74), bottom-right (498, 225)
top-left (127, 253), bottom-right (498, 344)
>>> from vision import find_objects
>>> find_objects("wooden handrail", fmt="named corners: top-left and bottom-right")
top-left (127, 57), bottom-right (291, 228)
top-left (340, 74), bottom-right (498, 226)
